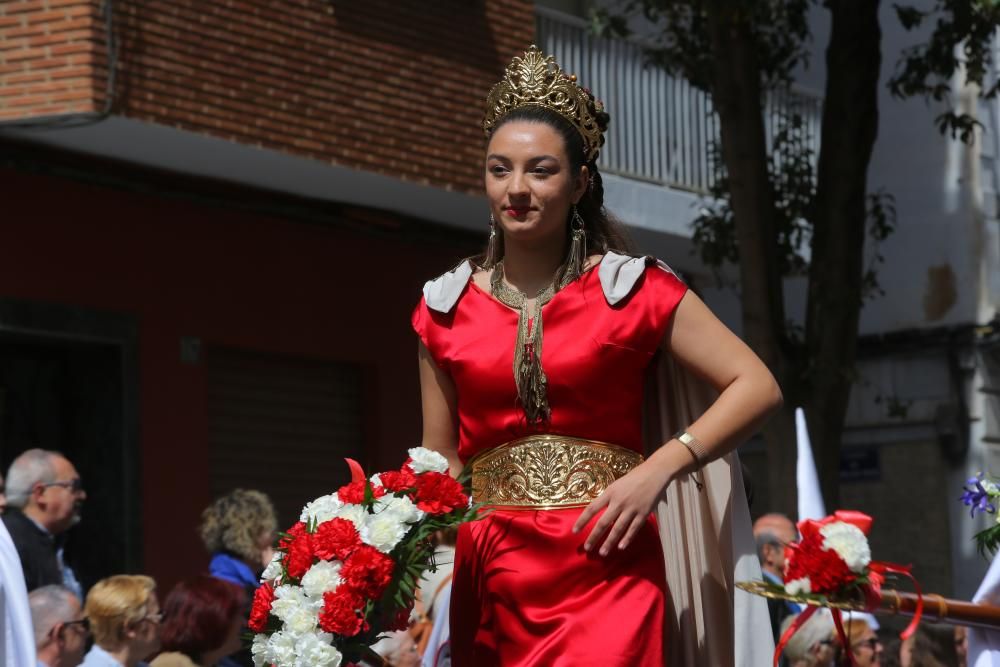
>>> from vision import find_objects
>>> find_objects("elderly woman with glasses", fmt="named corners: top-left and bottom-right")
top-left (80, 574), bottom-right (162, 667)
top-left (834, 617), bottom-right (883, 667)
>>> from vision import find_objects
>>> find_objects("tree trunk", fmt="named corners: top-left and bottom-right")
top-left (706, 1), bottom-right (798, 517)
top-left (805, 0), bottom-right (882, 509)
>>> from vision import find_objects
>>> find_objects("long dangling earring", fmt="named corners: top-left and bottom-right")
top-left (485, 212), bottom-right (499, 269)
top-left (562, 204), bottom-right (587, 286)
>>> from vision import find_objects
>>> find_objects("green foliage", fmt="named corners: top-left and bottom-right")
top-left (975, 524), bottom-right (1000, 559)
top-left (890, 1), bottom-right (1000, 144)
top-left (691, 104), bottom-right (815, 278)
top-left (692, 107), bottom-right (896, 310)
top-left (594, 1), bottom-right (902, 308)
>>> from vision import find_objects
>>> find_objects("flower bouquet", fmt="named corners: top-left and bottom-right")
top-left (248, 447), bottom-right (480, 667)
top-left (961, 473), bottom-right (1000, 557)
top-left (738, 510), bottom-right (921, 667)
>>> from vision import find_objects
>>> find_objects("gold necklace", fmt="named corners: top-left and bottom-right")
top-left (490, 262), bottom-right (565, 424)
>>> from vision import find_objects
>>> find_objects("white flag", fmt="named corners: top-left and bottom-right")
top-left (796, 407), bottom-right (826, 522)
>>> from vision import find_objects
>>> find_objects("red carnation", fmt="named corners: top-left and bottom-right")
top-left (379, 468), bottom-right (417, 493)
top-left (387, 601), bottom-right (414, 632)
top-left (414, 471), bottom-right (469, 515)
top-left (784, 534), bottom-right (855, 595)
top-left (341, 544), bottom-right (396, 599)
top-left (278, 522), bottom-right (307, 550)
top-left (338, 480), bottom-right (386, 505)
top-left (314, 518), bottom-right (362, 561)
top-left (283, 531), bottom-right (314, 579)
top-left (248, 581), bottom-right (275, 632)
top-left (319, 589), bottom-right (367, 637)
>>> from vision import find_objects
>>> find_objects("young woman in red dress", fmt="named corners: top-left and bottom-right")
top-left (411, 46), bottom-right (782, 666)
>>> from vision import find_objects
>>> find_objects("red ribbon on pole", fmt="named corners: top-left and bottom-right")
top-left (867, 561), bottom-right (924, 639)
top-left (831, 609), bottom-right (858, 667)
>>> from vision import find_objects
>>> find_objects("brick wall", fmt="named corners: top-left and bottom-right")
top-left (1, 0), bottom-right (535, 194)
top-left (0, 0), bottom-right (108, 119)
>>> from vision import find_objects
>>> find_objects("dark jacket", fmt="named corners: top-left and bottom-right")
top-left (2, 509), bottom-right (61, 592)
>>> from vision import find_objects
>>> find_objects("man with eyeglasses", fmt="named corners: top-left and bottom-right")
top-left (753, 512), bottom-right (801, 644)
top-left (29, 585), bottom-right (88, 667)
top-left (2, 449), bottom-right (87, 595)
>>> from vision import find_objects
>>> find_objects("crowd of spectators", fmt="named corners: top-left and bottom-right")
top-left (0, 449), bottom-right (277, 667)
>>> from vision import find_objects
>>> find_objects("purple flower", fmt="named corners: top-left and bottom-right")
top-left (962, 474), bottom-right (997, 518)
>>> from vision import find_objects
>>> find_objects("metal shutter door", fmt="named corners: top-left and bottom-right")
top-left (207, 347), bottom-right (364, 527)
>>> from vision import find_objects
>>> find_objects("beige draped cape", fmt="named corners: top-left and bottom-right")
top-left (646, 354), bottom-right (775, 666)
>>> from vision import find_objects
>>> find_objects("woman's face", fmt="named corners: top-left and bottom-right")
top-left (130, 597), bottom-right (162, 659)
top-left (257, 528), bottom-right (276, 570)
top-left (485, 120), bottom-right (588, 250)
top-left (851, 625), bottom-right (883, 666)
top-left (899, 633), bottom-right (914, 666)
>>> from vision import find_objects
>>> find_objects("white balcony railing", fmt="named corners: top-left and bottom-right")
top-left (536, 8), bottom-right (823, 194)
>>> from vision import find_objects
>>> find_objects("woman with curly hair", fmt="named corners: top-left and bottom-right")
top-left (199, 489), bottom-right (277, 591)
top-left (198, 489), bottom-right (277, 667)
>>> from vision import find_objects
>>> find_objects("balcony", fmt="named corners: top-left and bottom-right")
top-left (536, 7), bottom-right (822, 196)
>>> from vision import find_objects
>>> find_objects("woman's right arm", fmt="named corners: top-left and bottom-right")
top-left (417, 341), bottom-right (462, 477)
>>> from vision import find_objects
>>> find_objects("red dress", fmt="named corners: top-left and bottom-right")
top-left (412, 259), bottom-right (688, 666)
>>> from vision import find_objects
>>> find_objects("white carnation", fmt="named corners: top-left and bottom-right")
top-left (373, 494), bottom-right (424, 524)
top-left (820, 521), bottom-right (871, 573)
top-left (301, 560), bottom-right (342, 599)
top-left (369, 473), bottom-right (383, 488)
top-left (361, 511), bottom-right (409, 553)
top-left (785, 576), bottom-right (812, 596)
top-left (284, 606), bottom-right (319, 636)
top-left (334, 503), bottom-right (368, 530)
top-left (266, 631), bottom-right (297, 667)
top-left (261, 552), bottom-right (284, 582)
top-left (407, 447), bottom-right (449, 474)
top-left (271, 585), bottom-right (319, 624)
top-left (251, 634), bottom-right (269, 667)
top-left (300, 493), bottom-right (343, 525)
top-left (294, 631), bottom-right (342, 667)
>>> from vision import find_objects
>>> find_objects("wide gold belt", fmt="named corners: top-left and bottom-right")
top-left (469, 434), bottom-right (644, 509)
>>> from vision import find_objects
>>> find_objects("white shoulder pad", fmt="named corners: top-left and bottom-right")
top-left (423, 260), bottom-right (474, 313)
top-left (598, 251), bottom-right (682, 305)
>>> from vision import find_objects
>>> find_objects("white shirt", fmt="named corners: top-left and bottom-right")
top-left (0, 520), bottom-right (36, 667)
top-left (81, 644), bottom-right (125, 667)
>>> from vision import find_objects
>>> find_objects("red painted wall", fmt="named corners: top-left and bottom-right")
top-left (0, 166), bottom-right (477, 589)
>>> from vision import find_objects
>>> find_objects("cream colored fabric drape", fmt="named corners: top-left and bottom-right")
top-left (646, 353), bottom-right (774, 666)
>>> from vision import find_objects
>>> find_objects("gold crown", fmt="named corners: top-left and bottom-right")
top-left (483, 45), bottom-right (605, 161)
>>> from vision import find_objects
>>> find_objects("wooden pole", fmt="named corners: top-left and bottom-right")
top-left (878, 590), bottom-right (1000, 630)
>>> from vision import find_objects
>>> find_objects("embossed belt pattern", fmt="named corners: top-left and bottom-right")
top-left (469, 435), bottom-right (644, 509)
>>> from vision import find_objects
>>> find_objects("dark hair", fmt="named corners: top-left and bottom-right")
top-left (479, 105), bottom-right (634, 267)
top-left (159, 576), bottom-right (245, 661)
top-left (910, 623), bottom-right (958, 666)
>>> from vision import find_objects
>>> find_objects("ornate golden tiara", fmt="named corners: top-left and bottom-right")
top-left (483, 45), bottom-right (605, 162)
